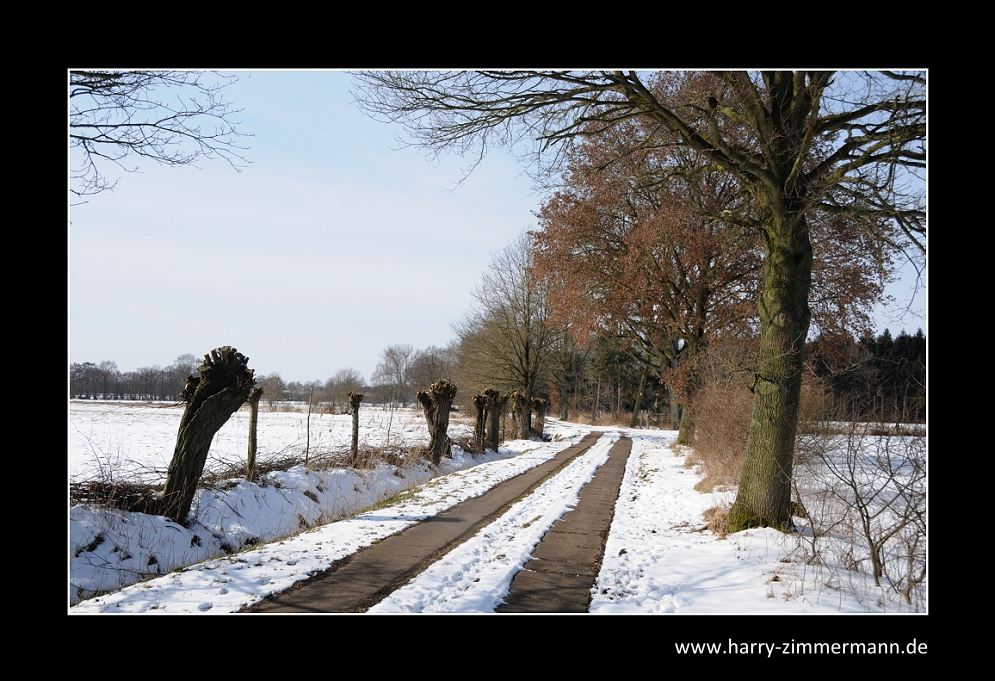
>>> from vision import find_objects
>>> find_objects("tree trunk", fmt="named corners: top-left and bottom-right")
top-left (531, 397), bottom-right (549, 437)
top-left (417, 379), bottom-right (458, 465)
top-left (486, 390), bottom-right (507, 452)
top-left (348, 392), bottom-right (363, 458)
top-left (472, 393), bottom-right (488, 452)
top-left (246, 387), bottom-right (263, 481)
top-left (675, 341), bottom-right (702, 446)
top-left (591, 378), bottom-right (601, 425)
top-left (160, 347), bottom-right (256, 525)
top-left (677, 401), bottom-right (695, 446)
top-left (729, 214), bottom-right (813, 532)
top-left (511, 390), bottom-right (532, 439)
top-left (629, 363), bottom-right (649, 429)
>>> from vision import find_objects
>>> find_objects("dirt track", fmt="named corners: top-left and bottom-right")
top-left (245, 431), bottom-right (632, 613)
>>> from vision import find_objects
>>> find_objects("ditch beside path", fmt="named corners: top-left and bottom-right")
top-left (245, 431), bottom-right (607, 613)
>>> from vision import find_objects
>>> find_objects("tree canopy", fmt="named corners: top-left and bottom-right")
top-left (355, 70), bottom-right (926, 531)
top-left (453, 233), bottom-right (559, 413)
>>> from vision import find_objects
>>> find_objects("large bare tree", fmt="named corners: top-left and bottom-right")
top-left (354, 70), bottom-right (925, 530)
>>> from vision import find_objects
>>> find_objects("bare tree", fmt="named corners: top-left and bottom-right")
top-left (372, 344), bottom-right (415, 405)
top-left (326, 367), bottom-right (365, 414)
top-left (407, 345), bottom-right (457, 394)
top-left (354, 70), bottom-right (925, 531)
top-left (94, 361), bottom-right (115, 395)
top-left (165, 354), bottom-right (199, 399)
top-left (259, 372), bottom-right (285, 410)
top-left (70, 70), bottom-right (250, 199)
top-left (70, 362), bottom-right (99, 398)
top-left (453, 232), bottom-right (560, 438)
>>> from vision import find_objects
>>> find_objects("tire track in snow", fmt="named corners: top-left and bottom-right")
top-left (369, 431), bottom-right (621, 613)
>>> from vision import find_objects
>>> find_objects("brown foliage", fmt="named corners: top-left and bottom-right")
top-left (532, 96), bottom-right (761, 371)
top-left (690, 339), bottom-right (833, 491)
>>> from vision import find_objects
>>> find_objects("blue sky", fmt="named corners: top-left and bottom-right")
top-left (70, 71), bottom-right (540, 382)
top-left (69, 70), bottom-right (926, 383)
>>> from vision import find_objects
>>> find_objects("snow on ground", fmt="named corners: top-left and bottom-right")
top-left (590, 431), bottom-right (888, 613)
top-left (69, 404), bottom-right (589, 611)
top-left (70, 400), bottom-right (456, 483)
top-left (70, 402), bottom-right (925, 614)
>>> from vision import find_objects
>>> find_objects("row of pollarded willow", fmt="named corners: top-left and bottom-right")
top-left (471, 387), bottom-right (549, 451)
top-left (158, 348), bottom-right (466, 525)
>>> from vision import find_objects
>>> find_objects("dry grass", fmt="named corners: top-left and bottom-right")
top-left (690, 387), bottom-right (753, 491)
top-left (702, 505), bottom-right (731, 538)
top-left (337, 444), bottom-right (428, 470)
top-left (69, 480), bottom-right (160, 513)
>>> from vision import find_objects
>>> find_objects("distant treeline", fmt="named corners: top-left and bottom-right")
top-left (70, 355), bottom-right (200, 401)
top-left (808, 328), bottom-right (927, 423)
top-left (70, 327), bottom-right (925, 426)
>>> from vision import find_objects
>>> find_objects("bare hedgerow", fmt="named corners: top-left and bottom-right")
top-left (689, 340), bottom-right (832, 492)
top-left (686, 340), bottom-right (757, 491)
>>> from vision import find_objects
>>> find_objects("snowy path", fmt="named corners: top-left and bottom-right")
top-left (370, 431), bottom-right (621, 612)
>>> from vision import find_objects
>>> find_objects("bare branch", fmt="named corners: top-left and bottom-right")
top-left (69, 70), bottom-right (252, 198)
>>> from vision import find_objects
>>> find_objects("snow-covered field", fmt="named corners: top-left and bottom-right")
top-left (70, 400), bottom-right (460, 483)
top-left (69, 401), bottom-right (926, 615)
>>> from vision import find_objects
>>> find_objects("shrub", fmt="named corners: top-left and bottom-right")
top-left (791, 421), bottom-right (926, 610)
top-left (689, 340), bottom-right (832, 491)
top-left (690, 386), bottom-right (752, 491)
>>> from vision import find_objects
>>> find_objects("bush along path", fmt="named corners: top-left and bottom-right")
top-left (245, 431), bottom-right (607, 613)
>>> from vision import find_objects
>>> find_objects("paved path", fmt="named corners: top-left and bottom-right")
top-left (496, 436), bottom-right (632, 613)
top-left (245, 431), bottom-right (605, 613)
